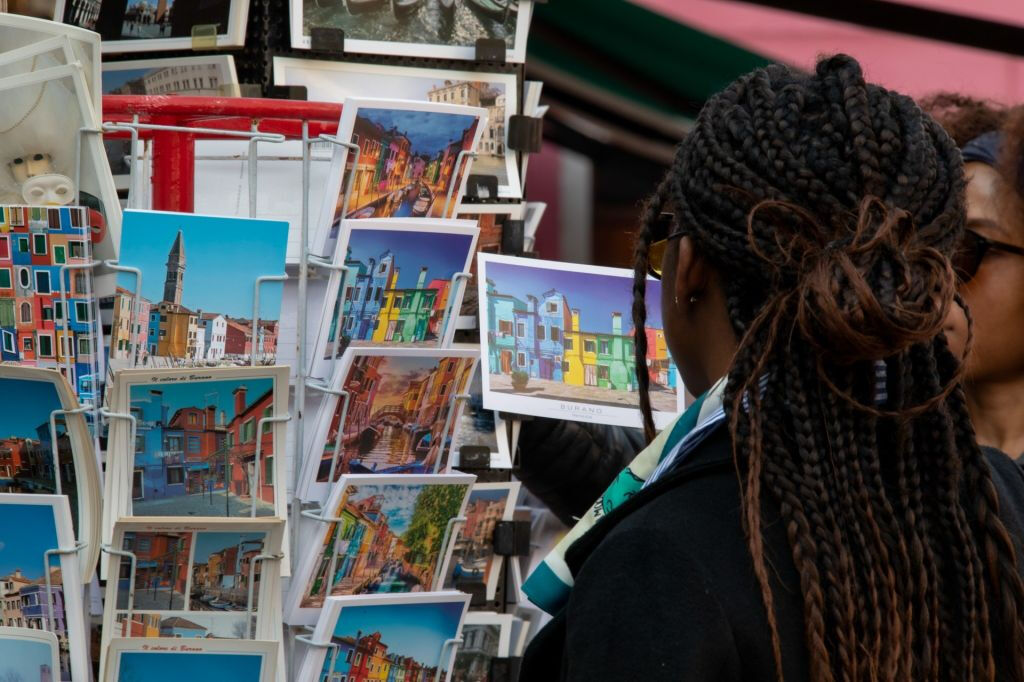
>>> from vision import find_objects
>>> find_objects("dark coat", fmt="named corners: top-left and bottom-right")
top-left (522, 425), bottom-right (1024, 681)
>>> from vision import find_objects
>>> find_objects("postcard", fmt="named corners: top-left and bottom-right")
top-left (274, 58), bottom-right (521, 198)
top-left (313, 98), bottom-right (487, 256)
top-left (286, 473), bottom-right (475, 625)
top-left (299, 348), bottom-right (478, 503)
top-left (523, 201), bottom-right (546, 252)
top-left (0, 205), bottom-right (103, 403)
top-left (0, 365), bottom-right (100, 581)
top-left (443, 482), bottom-right (519, 600)
top-left (103, 638), bottom-right (278, 682)
top-left (1, 0), bottom-right (63, 20)
top-left (100, 518), bottom-right (284, 679)
top-left (0, 64), bottom-right (121, 285)
top-left (0, 495), bottom-right (88, 681)
top-left (0, 13), bottom-right (101, 114)
top-left (477, 253), bottom-right (684, 429)
top-left (106, 365), bottom-right (290, 524)
top-left (309, 219), bottom-right (478, 380)
top-left (291, 0), bottom-right (532, 61)
top-left (295, 592), bottom-right (470, 682)
top-left (0, 627), bottom-right (61, 682)
top-left (448, 364), bottom-right (500, 458)
top-left (454, 202), bottom-right (526, 315)
top-left (62, 0), bottom-right (250, 53)
top-left (109, 210), bottom-right (288, 370)
top-left (452, 612), bottom-right (514, 682)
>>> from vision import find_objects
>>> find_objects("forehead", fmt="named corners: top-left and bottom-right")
top-left (965, 162), bottom-right (1024, 238)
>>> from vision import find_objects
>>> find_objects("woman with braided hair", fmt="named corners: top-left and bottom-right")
top-left (520, 55), bottom-right (1024, 682)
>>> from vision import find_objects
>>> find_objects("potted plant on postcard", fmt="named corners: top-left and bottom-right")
top-left (511, 370), bottom-right (529, 392)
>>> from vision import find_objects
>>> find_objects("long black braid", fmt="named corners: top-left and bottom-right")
top-left (630, 55), bottom-right (1024, 681)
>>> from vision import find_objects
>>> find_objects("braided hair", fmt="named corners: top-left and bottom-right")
top-left (631, 55), bottom-right (1024, 681)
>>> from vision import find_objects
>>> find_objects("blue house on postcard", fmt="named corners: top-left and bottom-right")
top-left (512, 297), bottom-right (539, 377)
top-left (340, 251), bottom-right (395, 342)
top-left (485, 279), bottom-right (529, 374)
top-left (537, 289), bottom-right (571, 381)
top-left (130, 389), bottom-right (187, 502)
top-left (322, 635), bottom-right (356, 681)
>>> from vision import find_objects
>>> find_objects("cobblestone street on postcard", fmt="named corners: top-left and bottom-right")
top-left (489, 373), bottom-right (678, 412)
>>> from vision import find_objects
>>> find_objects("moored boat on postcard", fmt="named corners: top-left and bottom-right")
top-left (391, 0), bottom-right (424, 18)
top-left (412, 186), bottom-right (432, 216)
top-left (346, 0), bottom-right (388, 14)
top-left (465, 0), bottom-right (514, 21)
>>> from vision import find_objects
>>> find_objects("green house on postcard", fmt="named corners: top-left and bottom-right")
top-left (593, 312), bottom-right (636, 391)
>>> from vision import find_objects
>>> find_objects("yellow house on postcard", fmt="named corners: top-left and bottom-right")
top-left (564, 309), bottom-right (600, 387)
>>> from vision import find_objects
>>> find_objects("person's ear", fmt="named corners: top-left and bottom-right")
top-left (673, 235), bottom-right (710, 313)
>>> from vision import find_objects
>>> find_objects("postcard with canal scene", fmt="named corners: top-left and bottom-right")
top-left (449, 363), bottom-right (501, 460)
top-left (309, 219), bottom-right (478, 380)
top-left (451, 612), bottom-right (515, 682)
top-left (454, 202), bottom-right (527, 316)
top-left (313, 98), bottom-right (487, 254)
top-left (287, 473), bottom-right (475, 625)
top-left (100, 518), bottom-right (284, 679)
top-left (0, 365), bottom-right (101, 581)
top-left (109, 210), bottom-right (289, 372)
top-left (295, 592), bottom-right (470, 682)
top-left (443, 482), bottom-right (519, 600)
top-left (291, 0), bottom-right (533, 62)
top-left (103, 638), bottom-right (278, 682)
top-left (299, 348), bottom-right (477, 503)
top-left (477, 253), bottom-right (685, 429)
top-left (0, 627), bottom-right (61, 682)
top-left (0, 495), bottom-right (89, 681)
top-left (273, 58), bottom-right (521, 198)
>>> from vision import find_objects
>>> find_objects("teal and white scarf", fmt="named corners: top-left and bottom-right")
top-left (522, 377), bottom-right (727, 615)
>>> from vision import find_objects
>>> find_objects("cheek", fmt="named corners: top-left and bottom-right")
top-left (960, 266), bottom-right (1024, 380)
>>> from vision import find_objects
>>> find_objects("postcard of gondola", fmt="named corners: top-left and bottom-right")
top-left (312, 98), bottom-right (487, 255)
top-left (299, 348), bottom-right (477, 503)
top-left (0, 365), bottom-right (101, 581)
top-left (0, 627), bottom-right (61, 682)
top-left (286, 473), bottom-right (475, 625)
top-left (477, 253), bottom-right (685, 430)
top-left (295, 592), bottom-right (470, 682)
top-left (309, 219), bottom-right (479, 380)
top-left (273, 58), bottom-right (521, 198)
top-left (103, 638), bottom-right (278, 682)
top-left (99, 518), bottom-right (284, 680)
top-left (443, 482), bottom-right (519, 600)
top-left (291, 0), bottom-right (533, 62)
top-left (109, 210), bottom-right (288, 371)
top-left (0, 494), bottom-right (89, 681)
top-left (452, 612), bottom-right (515, 682)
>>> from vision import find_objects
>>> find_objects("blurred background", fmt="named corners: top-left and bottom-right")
top-left (527, 0), bottom-right (1024, 267)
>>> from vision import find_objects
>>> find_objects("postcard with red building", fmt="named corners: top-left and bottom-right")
top-left (100, 518), bottom-right (284, 681)
top-left (443, 482), bottom-right (520, 601)
top-left (286, 473), bottom-right (475, 626)
top-left (299, 348), bottom-right (478, 504)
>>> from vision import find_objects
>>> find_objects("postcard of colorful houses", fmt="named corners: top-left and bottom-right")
top-left (299, 348), bottom-right (478, 504)
top-left (0, 627), bottom-right (61, 682)
top-left (108, 210), bottom-right (288, 372)
top-left (99, 518), bottom-right (284, 680)
top-left (295, 592), bottom-right (470, 682)
top-left (103, 638), bottom-right (278, 682)
top-left (289, 0), bottom-right (533, 61)
top-left (452, 612), bottom-right (515, 682)
top-left (0, 365), bottom-right (101, 581)
top-left (443, 482), bottom-right (519, 601)
top-left (0, 494), bottom-right (89, 681)
top-left (477, 253), bottom-right (685, 430)
top-left (309, 219), bottom-right (478, 380)
top-left (286, 473), bottom-right (475, 625)
top-left (274, 58), bottom-right (521, 198)
top-left (0, 205), bottom-right (104, 402)
top-left (312, 98), bottom-right (487, 255)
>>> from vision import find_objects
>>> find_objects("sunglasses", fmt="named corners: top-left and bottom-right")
top-left (953, 228), bottom-right (1024, 283)
top-left (647, 212), bottom-right (685, 279)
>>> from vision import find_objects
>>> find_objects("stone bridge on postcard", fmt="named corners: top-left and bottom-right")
top-left (370, 405), bottom-right (407, 427)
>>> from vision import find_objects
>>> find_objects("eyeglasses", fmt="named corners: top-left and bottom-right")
top-left (952, 228), bottom-right (1024, 283)
top-left (647, 212), bottom-right (685, 279)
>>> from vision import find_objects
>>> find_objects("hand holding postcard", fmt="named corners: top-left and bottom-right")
top-left (477, 253), bottom-right (684, 429)
top-left (286, 473), bottom-right (475, 625)
top-left (313, 98), bottom-right (487, 256)
top-left (300, 348), bottom-right (477, 503)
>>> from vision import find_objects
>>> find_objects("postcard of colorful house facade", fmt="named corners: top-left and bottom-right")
top-left (109, 210), bottom-right (288, 371)
top-left (99, 518), bottom-right (284, 680)
top-left (286, 473), bottom-right (474, 625)
top-left (295, 593), bottom-right (470, 682)
top-left (309, 219), bottom-right (478, 380)
top-left (0, 495), bottom-right (89, 681)
top-left (452, 612), bottom-right (516, 682)
top-left (313, 98), bottom-right (487, 253)
top-left (478, 253), bottom-right (685, 429)
top-left (443, 482), bottom-right (519, 601)
top-left (103, 638), bottom-right (278, 682)
top-left (273, 58), bottom-right (521, 198)
top-left (0, 366), bottom-right (102, 582)
top-left (0, 205), bottom-right (102, 402)
top-left (299, 348), bottom-right (477, 503)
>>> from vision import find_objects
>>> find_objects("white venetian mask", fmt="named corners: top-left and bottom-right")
top-left (21, 173), bottom-right (76, 206)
